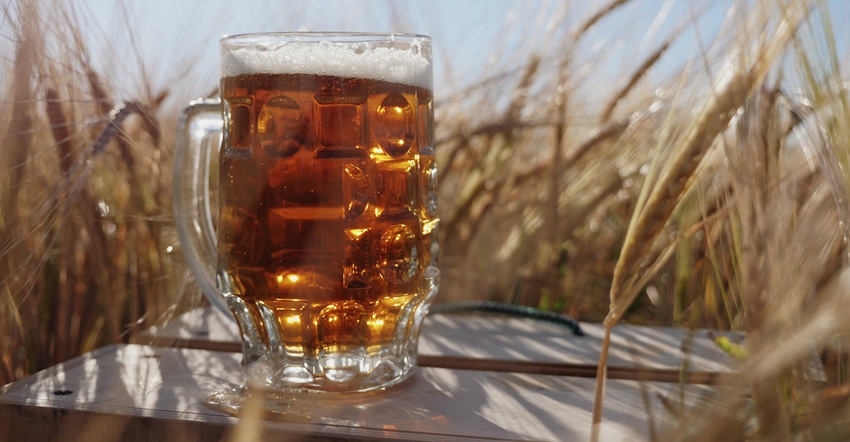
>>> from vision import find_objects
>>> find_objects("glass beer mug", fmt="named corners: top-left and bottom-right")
top-left (173, 33), bottom-right (439, 405)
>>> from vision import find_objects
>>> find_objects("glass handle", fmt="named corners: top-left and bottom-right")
top-left (172, 98), bottom-right (229, 316)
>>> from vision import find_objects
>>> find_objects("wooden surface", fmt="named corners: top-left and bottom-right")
top-left (139, 306), bottom-right (740, 383)
top-left (0, 343), bottom-right (719, 441)
top-left (1, 308), bottom-right (741, 441)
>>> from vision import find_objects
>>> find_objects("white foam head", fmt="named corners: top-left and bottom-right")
top-left (221, 33), bottom-right (432, 89)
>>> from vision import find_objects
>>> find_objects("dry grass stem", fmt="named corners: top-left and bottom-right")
top-left (3, 1), bottom-right (850, 440)
top-left (593, 0), bottom-right (817, 437)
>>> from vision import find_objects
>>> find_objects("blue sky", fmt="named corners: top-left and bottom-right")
top-left (26, 0), bottom-right (850, 110)
top-left (72, 0), bottom-right (526, 101)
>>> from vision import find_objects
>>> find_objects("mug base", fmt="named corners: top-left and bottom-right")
top-left (204, 368), bottom-right (415, 419)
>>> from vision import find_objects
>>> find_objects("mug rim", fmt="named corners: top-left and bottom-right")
top-left (221, 31), bottom-right (430, 45)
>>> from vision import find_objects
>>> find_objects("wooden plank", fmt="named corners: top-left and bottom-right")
top-left (138, 306), bottom-right (239, 352)
top-left (0, 344), bottom-right (718, 441)
top-left (420, 315), bottom-right (738, 383)
top-left (139, 307), bottom-right (741, 381)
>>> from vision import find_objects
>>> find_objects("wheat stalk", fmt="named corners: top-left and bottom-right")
top-left (599, 38), bottom-right (672, 124)
top-left (591, 1), bottom-right (812, 439)
top-left (0, 0), bottom-right (41, 382)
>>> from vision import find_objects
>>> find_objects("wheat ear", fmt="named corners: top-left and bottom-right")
top-left (590, 1), bottom-right (810, 439)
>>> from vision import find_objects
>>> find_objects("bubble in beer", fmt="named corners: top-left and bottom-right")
top-left (318, 78), bottom-right (367, 101)
top-left (258, 95), bottom-right (306, 158)
top-left (376, 94), bottom-right (415, 157)
top-left (378, 224), bottom-right (419, 284)
top-left (226, 211), bottom-right (264, 266)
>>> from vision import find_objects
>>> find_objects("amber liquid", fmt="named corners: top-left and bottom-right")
top-left (218, 73), bottom-right (437, 368)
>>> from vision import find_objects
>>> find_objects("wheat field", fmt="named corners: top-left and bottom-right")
top-left (3, 0), bottom-right (850, 439)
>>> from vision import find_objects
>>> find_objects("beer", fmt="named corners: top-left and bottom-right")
top-left (216, 38), bottom-right (438, 389)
